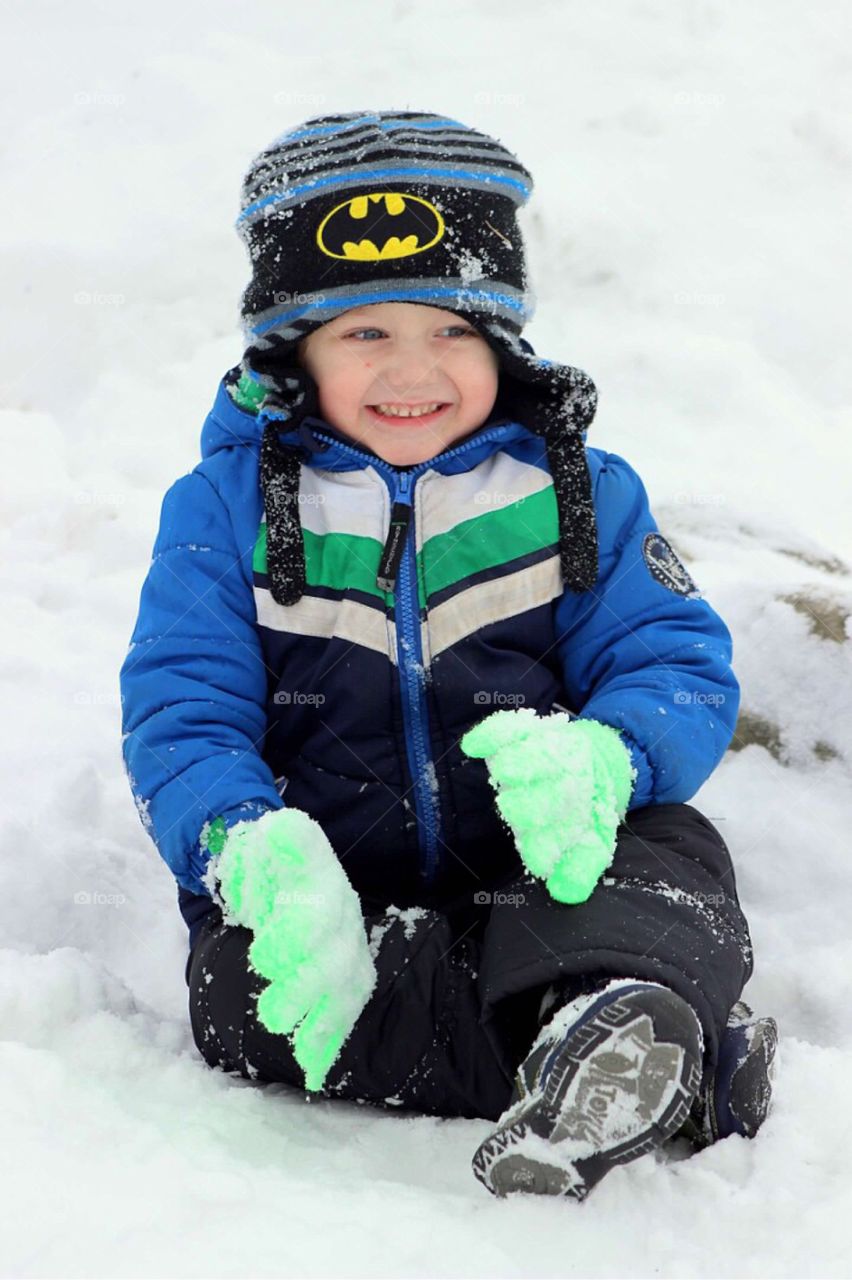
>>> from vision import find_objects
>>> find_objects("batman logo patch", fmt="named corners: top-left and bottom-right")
top-left (316, 192), bottom-right (444, 261)
top-left (642, 532), bottom-right (701, 597)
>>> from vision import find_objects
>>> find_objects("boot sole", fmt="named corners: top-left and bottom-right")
top-left (473, 984), bottom-right (703, 1200)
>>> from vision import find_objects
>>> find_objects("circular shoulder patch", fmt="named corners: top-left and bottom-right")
top-left (642, 532), bottom-right (700, 597)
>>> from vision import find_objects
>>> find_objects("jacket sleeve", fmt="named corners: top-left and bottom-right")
top-left (119, 469), bottom-right (284, 895)
top-left (553, 451), bottom-right (740, 809)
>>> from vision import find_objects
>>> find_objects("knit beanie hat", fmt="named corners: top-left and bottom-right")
top-left (234, 110), bottom-right (599, 602)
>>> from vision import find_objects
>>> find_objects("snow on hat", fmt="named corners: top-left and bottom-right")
top-left (234, 110), bottom-right (599, 602)
top-left (236, 110), bottom-right (534, 358)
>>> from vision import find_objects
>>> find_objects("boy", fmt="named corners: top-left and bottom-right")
top-left (119, 110), bottom-right (777, 1200)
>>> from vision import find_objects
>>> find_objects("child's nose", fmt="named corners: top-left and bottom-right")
top-left (380, 347), bottom-right (439, 395)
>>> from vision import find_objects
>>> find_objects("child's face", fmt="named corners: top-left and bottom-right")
top-left (297, 302), bottom-right (500, 466)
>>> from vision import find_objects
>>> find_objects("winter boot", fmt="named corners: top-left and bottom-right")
top-left (472, 978), bottom-right (703, 1200)
top-left (675, 1000), bottom-right (778, 1147)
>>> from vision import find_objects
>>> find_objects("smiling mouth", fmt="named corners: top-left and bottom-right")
top-left (366, 403), bottom-right (452, 423)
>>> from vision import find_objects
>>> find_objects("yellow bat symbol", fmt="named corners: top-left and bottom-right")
top-left (316, 192), bottom-right (444, 261)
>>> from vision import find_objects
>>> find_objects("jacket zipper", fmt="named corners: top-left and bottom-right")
top-left (387, 468), bottom-right (439, 879)
top-left (306, 426), bottom-right (509, 883)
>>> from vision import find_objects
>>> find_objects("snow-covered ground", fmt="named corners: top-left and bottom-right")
top-left (2, 2), bottom-right (851, 1276)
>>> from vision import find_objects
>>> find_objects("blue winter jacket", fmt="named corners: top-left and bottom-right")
top-left (119, 373), bottom-right (740, 948)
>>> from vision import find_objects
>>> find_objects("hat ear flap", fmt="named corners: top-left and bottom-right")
top-left (242, 337), bottom-right (322, 425)
top-left (276, 370), bottom-right (320, 427)
top-left (481, 322), bottom-right (598, 440)
top-left (478, 320), bottom-right (600, 595)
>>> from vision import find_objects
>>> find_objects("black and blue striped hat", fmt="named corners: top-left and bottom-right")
top-left (237, 110), bottom-right (600, 597)
top-left (236, 110), bottom-right (535, 361)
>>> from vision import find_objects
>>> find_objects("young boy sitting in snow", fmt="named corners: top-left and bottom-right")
top-left (120, 110), bottom-right (777, 1200)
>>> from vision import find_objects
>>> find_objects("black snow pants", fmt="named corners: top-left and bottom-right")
top-left (186, 802), bottom-right (753, 1122)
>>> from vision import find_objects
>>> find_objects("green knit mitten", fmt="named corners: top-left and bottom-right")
top-left (460, 710), bottom-right (636, 904)
top-left (202, 808), bottom-right (377, 1091)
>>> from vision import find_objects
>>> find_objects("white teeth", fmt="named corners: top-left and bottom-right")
top-left (372, 403), bottom-right (444, 418)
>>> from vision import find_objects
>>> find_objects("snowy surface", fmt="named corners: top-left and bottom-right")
top-left (2, 1), bottom-right (851, 1276)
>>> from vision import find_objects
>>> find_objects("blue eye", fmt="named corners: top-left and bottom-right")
top-left (347, 328), bottom-right (385, 340)
top-left (344, 325), bottom-right (475, 340)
